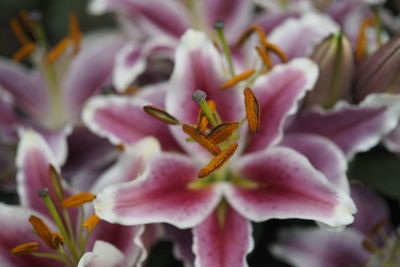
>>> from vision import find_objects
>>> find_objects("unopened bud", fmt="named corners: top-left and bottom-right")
top-left (354, 36), bottom-right (400, 102)
top-left (304, 32), bottom-right (354, 109)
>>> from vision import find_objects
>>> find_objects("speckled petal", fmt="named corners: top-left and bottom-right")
top-left (225, 147), bottom-right (356, 227)
top-left (94, 153), bottom-right (222, 228)
top-left (192, 205), bottom-right (253, 267)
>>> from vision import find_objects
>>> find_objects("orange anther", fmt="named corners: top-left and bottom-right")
top-left (182, 124), bottom-right (222, 155)
top-left (45, 36), bottom-right (72, 64)
top-left (19, 11), bottom-right (36, 33)
top-left (29, 215), bottom-right (60, 249)
top-left (10, 18), bottom-right (30, 45)
top-left (82, 214), bottom-right (100, 232)
top-left (122, 86), bottom-right (140, 95)
top-left (244, 87), bottom-right (260, 133)
top-left (196, 100), bottom-right (216, 132)
top-left (61, 192), bottom-right (96, 208)
top-left (220, 69), bottom-right (256, 89)
top-left (116, 144), bottom-right (125, 151)
top-left (235, 25), bottom-right (267, 49)
top-left (263, 42), bottom-right (289, 63)
top-left (143, 105), bottom-right (180, 125)
top-left (198, 143), bottom-right (238, 178)
top-left (69, 13), bottom-right (81, 55)
top-left (355, 17), bottom-right (376, 60)
top-left (255, 46), bottom-right (273, 70)
top-left (12, 42), bottom-right (36, 62)
top-left (208, 122), bottom-right (239, 144)
top-left (369, 217), bottom-right (389, 236)
top-left (11, 242), bottom-right (40, 255)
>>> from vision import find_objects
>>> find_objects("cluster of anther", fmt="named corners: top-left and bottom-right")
top-left (10, 11), bottom-right (81, 63)
top-left (144, 86), bottom-right (260, 179)
top-left (10, 166), bottom-right (99, 266)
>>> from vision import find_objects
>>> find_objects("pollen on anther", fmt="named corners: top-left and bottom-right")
top-left (82, 214), bottom-right (100, 232)
top-left (29, 215), bottom-right (58, 249)
top-left (61, 192), bottom-right (96, 208)
top-left (183, 124), bottom-right (222, 155)
top-left (244, 87), bottom-right (260, 133)
top-left (220, 69), bottom-right (256, 89)
top-left (198, 143), bottom-right (238, 178)
top-left (45, 37), bottom-right (72, 64)
top-left (143, 105), bottom-right (180, 125)
top-left (11, 242), bottom-right (40, 256)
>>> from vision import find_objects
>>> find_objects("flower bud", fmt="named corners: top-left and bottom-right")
top-left (304, 32), bottom-right (354, 109)
top-left (354, 36), bottom-right (400, 102)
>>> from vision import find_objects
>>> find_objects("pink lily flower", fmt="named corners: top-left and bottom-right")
top-left (83, 29), bottom-right (356, 266)
top-left (272, 183), bottom-right (398, 267)
top-left (4, 128), bottom-right (147, 267)
top-left (87, 0), bottom-right (256, 92)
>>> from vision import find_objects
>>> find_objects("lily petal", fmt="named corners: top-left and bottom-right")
top-left (271, 227), bottom-right (369, 267)
top-left (83, 94), bottom-right (179, 151)
top-left (200, 0), bottom-right (252, 42)
top-left (0, 203), bottom-right (58, 267)
top-left (89, 0), bottom-right (190, 38)
top-left (269, 13), bottom-right (339, 59)
top-left (166, 30), bottom-right (244, 157)
top-left (287, 94), bottom-right (400, 158)
top-left (113, 37), bottom-right (176, 92)
top-left (62, 33), bottom-right (124, 121)
top-left (246, 58), bottom-right (319, 152)
top-left (16, 129), bottom-right (74, 217)
top-left (0, 58), bottom-right (49, 118)
top-left (280, 133), bottom-right (349, 192)
top-left (94, 153), bottom-right (221, 228)
top-left (164, 225), bottom-right (195, 267)
top-left (78, 240), bottom-right (125, 267)
top-left (225, 147), bottom-right (356, 227)
top-left (192, 205), bottom-right (253, 267)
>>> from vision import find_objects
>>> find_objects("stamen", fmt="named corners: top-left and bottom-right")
top-left (45, 37), bottom-right (72, 64)
top-left (208, 122), bottom-right (239, 144)
top-left (116, 144), bottom-right (125, 151)
top-left (61, 192), bottom-right (96, 208)
top-left (263, 42), bottom-right (289, 63)
top-left (361, 239), bottom-right (377, 253)
top-left (19, 11), bottom-right (37, 33)
top-left (244, 87), bottom-right (260, 133)
top-left (183, 124), bottom-right (222, 155)
top-left (143, 105), bottom-right (180, 125)
top-left (214, 20), bottom-right (235, 77)
top-left (51, 232), bottom-right (64, 247)
top-left (197, 100), bottom-right (216, 132)
top-left (11, 242), bottom-right (40, 255)
top-left (10, 18), bottom-right (30, 45)
top-left (369, 217), bottom-right (389, 236)
top-left (29, 215), bottom-right (60, 249)
top-left (235, 25), bottom-right (267, 50)
top-left (69, 13), bottom-right (81, 55)
top-left (198, 143), bottom-right (238, 178)
top-left (255, 46), bottom-right (273, 70)
top-left (122, 86), bottom-right (139, 95)
top-left (192, 91), bottom-right (218, 127)
top-left (49, 165), bottom-right (64, 203)
top-left (355, 16), bottom-right (375, 60)
top-left (12, 42), bottom-right (36, 62)
top-left (220, 69), bottom-right (256, 89)
top-left (82, 214), bottom-right (100, 232)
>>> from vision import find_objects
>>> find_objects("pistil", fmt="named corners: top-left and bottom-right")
top-left (214, 20), bottom-right (236, 77)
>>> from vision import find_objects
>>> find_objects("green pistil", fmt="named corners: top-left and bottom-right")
top-left (192, 90), bottom-right (219, 127)
top-left (32, 252), bottom-right (73, 266)
top-left (214, 20), bottom-right (236, 77)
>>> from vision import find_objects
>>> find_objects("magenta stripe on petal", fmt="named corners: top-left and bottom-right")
top-left (83, 95), bottom-right (180, 151)
top-left (94, 153), bottom-right (221, 228)
top-left (193, 205), bottom-right (253, 267)
top-left (225, 147), bottom-right (355, 227)
top-left (280, 133), bottom-right (349, 192)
